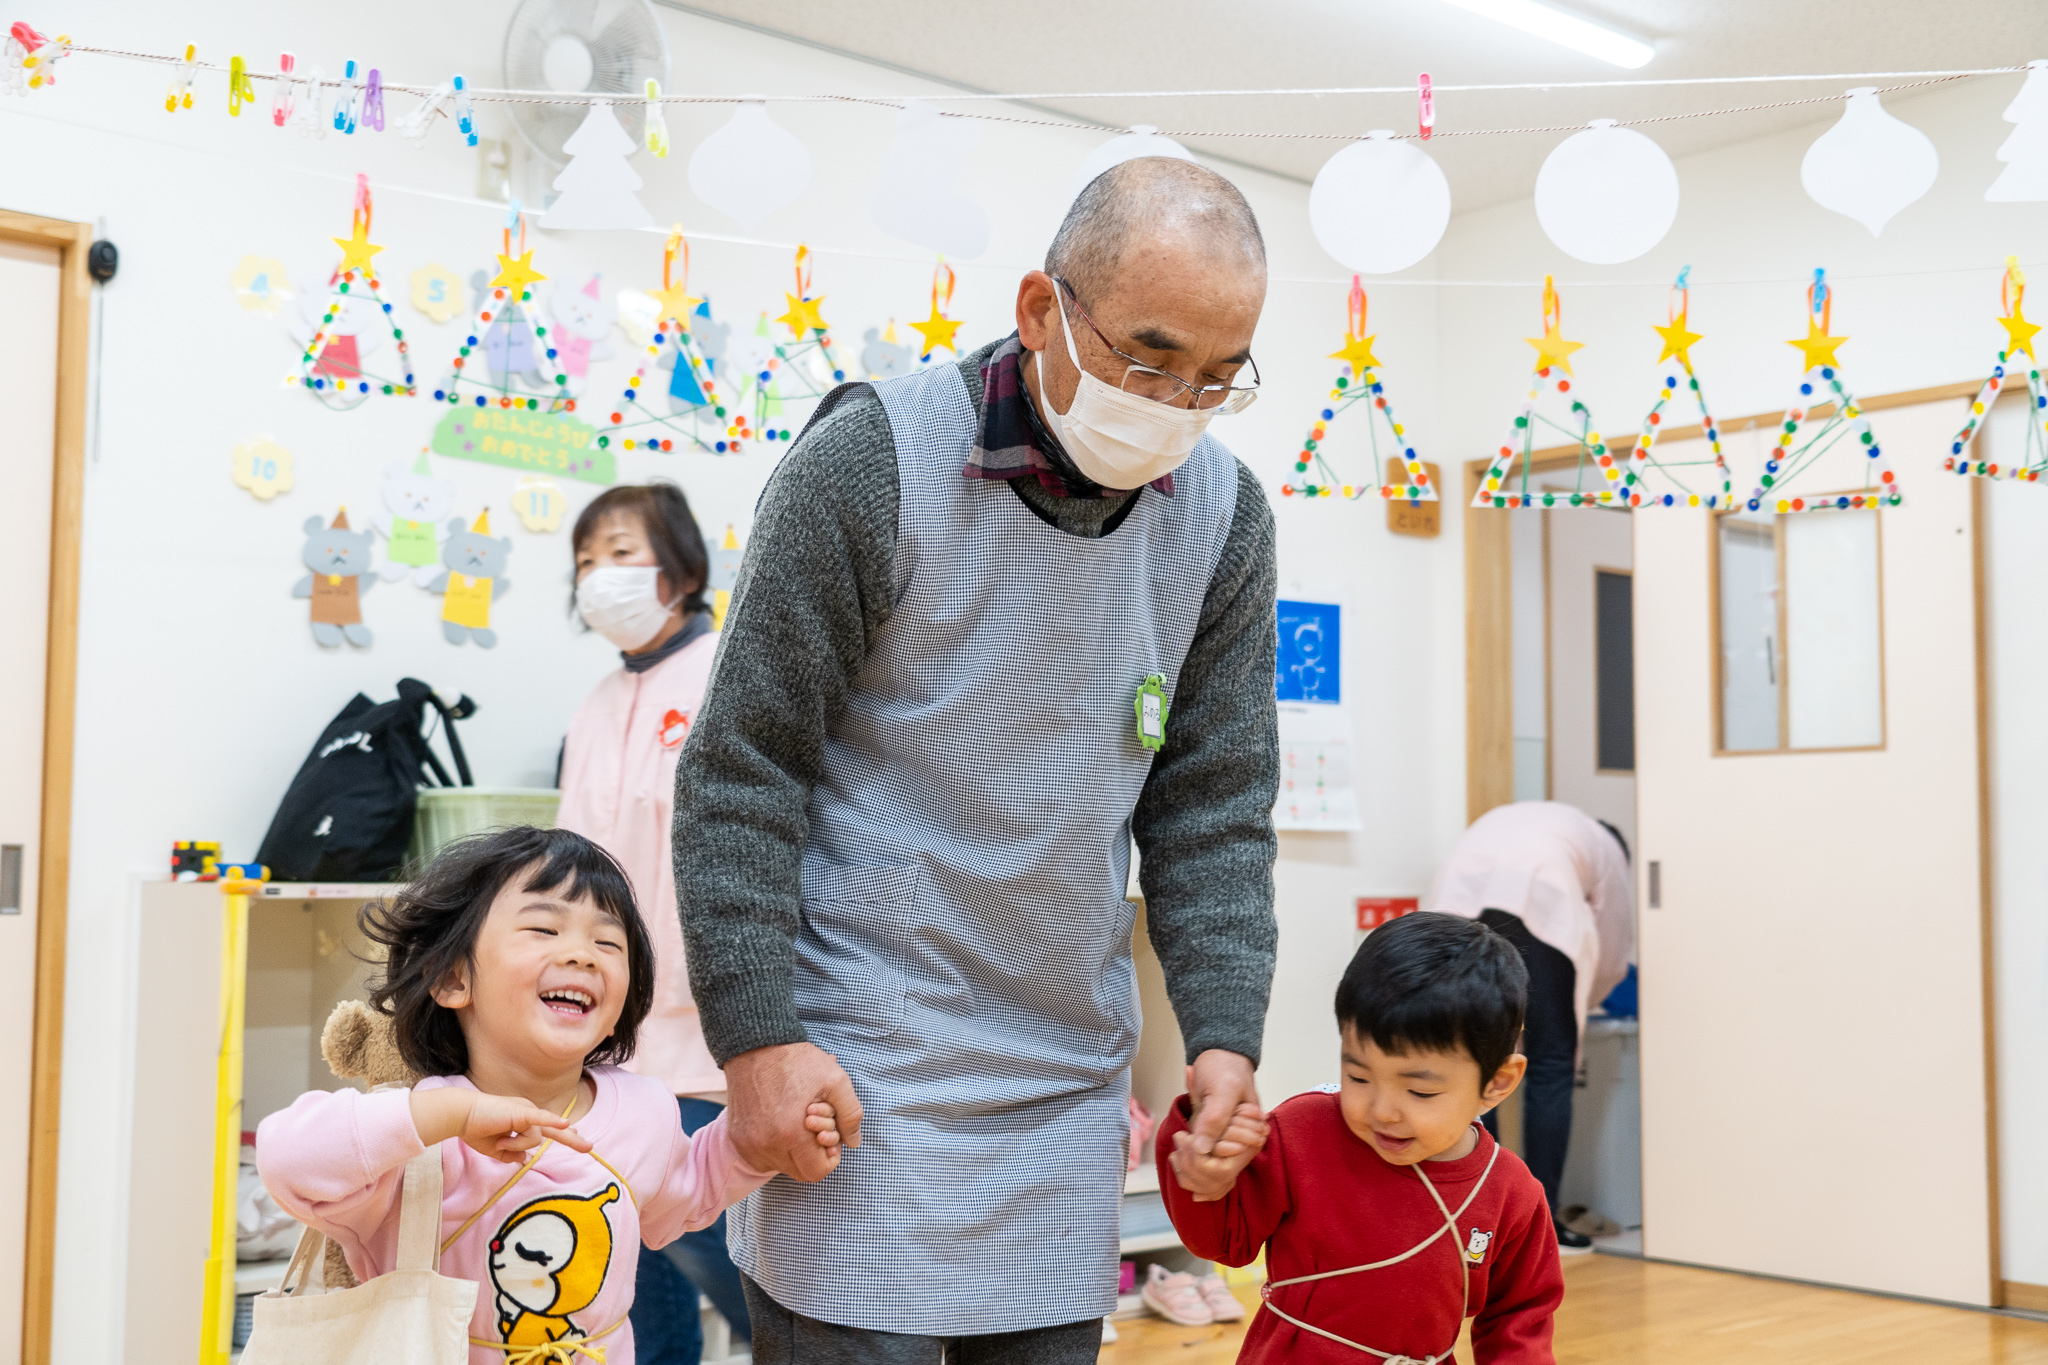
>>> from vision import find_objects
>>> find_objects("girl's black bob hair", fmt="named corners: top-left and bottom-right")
top-left (360, 825), bottom-right (656, 1079)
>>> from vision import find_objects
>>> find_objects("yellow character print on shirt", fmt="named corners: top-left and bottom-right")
top-left (488, 1184), bottom-right (621, 1349)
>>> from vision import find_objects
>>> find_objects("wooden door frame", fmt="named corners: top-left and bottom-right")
top-left (1462, 376), bottom-right (1993, 1298)
top-left (0, 208), bottom-right (90, 1365)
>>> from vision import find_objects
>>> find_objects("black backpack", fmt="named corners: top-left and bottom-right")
top-left (256, 678), bottom-right (475, 882)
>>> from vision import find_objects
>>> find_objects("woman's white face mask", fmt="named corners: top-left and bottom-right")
top-left (576, 565), bottom-right (677, 650)
top-left (1034, 288), bottom-right (1219, 490)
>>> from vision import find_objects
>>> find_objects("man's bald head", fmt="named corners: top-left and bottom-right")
top-left (1046, 157), bottom-right (1266, 300)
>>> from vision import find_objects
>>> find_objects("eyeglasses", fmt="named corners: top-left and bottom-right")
top-left (1052, 276), bottom-right (1260, 414)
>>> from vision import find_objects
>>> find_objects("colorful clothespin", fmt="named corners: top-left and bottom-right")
top-left (363, 66), bottom-right (384, 131)
top-left (400, 79), bottom-right (452, 141)
top-left (1417, 72), bottom-right (1434, 141)
top-left (10, 23), bottom-right (69, 93)
top-left (453, 74), bottom-right (476, 147)
top-left (334, 59), bottom-right (362, 133)
top-left (644, 78), bottom-right (669, 158)
top-left (272, 52), bottom-right (296, 127)
top-left (290, 64), bottom-right (328, 137)
top-left (227, 54), bottom-right (256, 117)
top-left (165, 41), bottom-right (197, 111)
top-left (1811, 266), bottom-right (1828, 312)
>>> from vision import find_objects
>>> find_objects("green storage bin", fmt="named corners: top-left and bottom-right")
top-left (409, 787), bottom-right (561, 863)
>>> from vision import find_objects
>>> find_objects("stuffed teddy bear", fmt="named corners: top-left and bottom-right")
top-left (314, 999), bottom-right (422, 1289)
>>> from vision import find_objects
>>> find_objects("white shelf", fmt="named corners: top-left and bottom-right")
top-left (1123, 1164), bottom-right (1161, 1196)
top-left (234, 1260), bottom-right (288, 1294)
top-left (257, 882), bottom-right (401, 899)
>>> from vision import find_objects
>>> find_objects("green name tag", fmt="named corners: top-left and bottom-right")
top-left (1135, 673), bottom-right (1169, 752)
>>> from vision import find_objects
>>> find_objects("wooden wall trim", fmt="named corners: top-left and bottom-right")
top-left (2003, 1281), bottom-right (2048, 1314)
top-left (12, 210), bottom-right (90, 1365)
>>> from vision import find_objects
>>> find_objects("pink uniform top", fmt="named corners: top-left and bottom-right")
top-left (1425, 800), bottom-right (1634, 1035)
top-left (556, 633), bottom-right (724, 1096)
top-left (256, 1067), bottom-right (770, 1365)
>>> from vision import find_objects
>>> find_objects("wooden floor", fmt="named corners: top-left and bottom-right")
top-left (1102, 1254), bottom-right (2048, 1363)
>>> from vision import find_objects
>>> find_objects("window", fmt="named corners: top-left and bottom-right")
top-left (1595, 569), bottom-right (1634, 772)
top-left (1714, 507), bottom-right (1884, 753)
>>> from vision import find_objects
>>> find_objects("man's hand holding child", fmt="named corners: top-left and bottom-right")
top-left (1169, 1102), bottom-right (1269, 1202)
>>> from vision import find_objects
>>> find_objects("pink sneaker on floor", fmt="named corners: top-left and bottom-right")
top-left (1141, 1263), bottom-right (1215, 1326)
top-left (1196, 1273), bottom-right (1244, 1323)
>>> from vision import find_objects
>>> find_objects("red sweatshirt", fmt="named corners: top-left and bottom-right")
top-left (1157, 1092), bottom-right (1562, 1364)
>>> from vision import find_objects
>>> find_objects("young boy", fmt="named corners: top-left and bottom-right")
top-left (1157, 912), bottom-right (1564, 1363)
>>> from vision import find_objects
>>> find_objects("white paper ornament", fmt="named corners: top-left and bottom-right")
top-left (1308, 130), bottom-right (1451, 275)
top-left (544, 101), bottom-right (654, 231)
top-left (870, 99), bottom-right (991, 259)
top-left (1533, 119), bottom-right (1679, 264)
top-left (1068, 125), bottom-right (1196, 202)
top-left (1801, 87), bottom-right (1939, 236)
top-left (689, 101), bottom-right (812, 228)
top-left (1988, 59), bottom-right (2048, 203)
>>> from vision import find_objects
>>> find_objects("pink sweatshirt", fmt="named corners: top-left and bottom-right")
top-left (256, 1067), bottom-right (769, 1365)
top-left (556, 633), bottom-right (724, 1097)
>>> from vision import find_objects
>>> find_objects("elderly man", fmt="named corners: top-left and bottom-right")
top-left (676, 157), bottom-right (1279, 1360)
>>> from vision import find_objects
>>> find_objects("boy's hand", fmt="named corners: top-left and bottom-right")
top-left (1169, 1103), bottom-right (1268, 1202)
top-left (803, 1100), bottom-right (843, 1172)
top-left (410, 1088), bottom-right (592, 1164)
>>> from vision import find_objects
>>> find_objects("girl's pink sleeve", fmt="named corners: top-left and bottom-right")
top-left (254, 1088), bottom-right (425, 1264)
top-left (639, 1110), bottom-right (773, 1248)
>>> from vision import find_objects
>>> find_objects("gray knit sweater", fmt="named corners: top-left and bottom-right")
top-left (675, 343), bottom-right (1280, 1068)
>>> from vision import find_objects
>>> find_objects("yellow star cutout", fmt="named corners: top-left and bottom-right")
top-left (1787, 318), bottom-right (1848, 372)
top-left (492, 250), bottom-right (546, 293)
top-left (1653, 312), bottom-right (1704, 367)
top-left (1525, 319), bottom-right (1585, 375)
top-left (331, 223), bottom-right (384, 274)
top-left (650, 280), bottom-right (702, 330)
top-left (909, 306), bottom-right (962, 356)
top-left (2000, 301), bottom-right (2041, 361)
top-left (777, 292), bottom-right (828, 337)
top-left (1328, 331), bottom-right (1381, 374)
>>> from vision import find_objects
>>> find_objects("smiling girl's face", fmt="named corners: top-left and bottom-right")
top-left (430, 865), bottom-right (632, 1077)
top-left (1338, 1024), bottom-right (1523, 1168)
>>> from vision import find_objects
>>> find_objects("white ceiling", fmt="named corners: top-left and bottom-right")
top-left (655, 0), bottom-right (2047, 211)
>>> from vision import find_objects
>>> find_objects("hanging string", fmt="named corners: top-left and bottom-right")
top-left (793, 243), bottom-right (812, 300)
top-left (352, 170), bottom-right (372, 238)
top-left (1542, 274), bottom-right (1563, 336)
top-left (664, 224), bottom-right (688, 295)
top-left (1669, 264), bottom-right (1691, 322)
top-left (2003, 254), bottom-right (2025, 317)
top-left (1346, 274), bottom-right (1367, 338)
top-left (931, 257), bottom-right (955, 317)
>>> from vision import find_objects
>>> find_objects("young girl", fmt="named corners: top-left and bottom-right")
top-left (256, 826), bottom-right (838, 1365)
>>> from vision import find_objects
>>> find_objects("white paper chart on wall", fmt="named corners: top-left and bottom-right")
top-left (1274, 598), bottom-right (1359, 832)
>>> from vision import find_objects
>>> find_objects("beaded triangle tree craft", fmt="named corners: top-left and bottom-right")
top-left (432, 206), bottom-right (575, 415)
top-left (1744, 270), bottom-right (1899, 513)
top-left (908, 258), bottom-right (965, 367)
top-left (1472, 277), bottom-right (1625, 509)
top-left (1623, 269), bottom-right (1734, 508)
top-left (288, 175), bottom-right (415, 410)
top-left (601, 228), bottom-right (736, 456)
top-left (755, 244), bottom-right (846, 426)
top-left (1282, 278), bottom-right (1434, 505)
top-left (1944, 257), bottom-right (2048, 483)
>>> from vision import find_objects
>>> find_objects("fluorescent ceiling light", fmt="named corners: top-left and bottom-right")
top-left (1436, 0), bottom-right (1655, 69)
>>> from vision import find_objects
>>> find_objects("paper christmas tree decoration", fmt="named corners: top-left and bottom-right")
top-left (432, 206), bottom-right (575, 414)
top-left (1622, 269), bottom-right (1734, 508)
top-left (1945, 257), bottom-right (2048, 482)
top-left (602, 229), bottom-right (740, 456)
top-left (907, 259), bottom-right (964, 363)
top-left (287, 175), bottom-right (415, 410)
top-left (1472, 277), bottom-right (1626, 509)
top-left (1987, 60), bottom-right (2048, 203)
top-left (545, 100), bottom-right (655, 231)
top-left (1281, 277), bottom-right (1434, 506)
top-left (747, 244), bottom-right (845, 434)
top-left (1744, 271), bottom-right (1899, 513)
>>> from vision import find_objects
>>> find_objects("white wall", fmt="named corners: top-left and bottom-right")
top-left (1545, 507), bottom-right (1635, 852)
top-left (1, 5), bottom-right (1461, 1353)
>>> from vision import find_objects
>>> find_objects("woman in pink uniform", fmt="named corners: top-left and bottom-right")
top-left (556, 481), bottom-right (745, 1360)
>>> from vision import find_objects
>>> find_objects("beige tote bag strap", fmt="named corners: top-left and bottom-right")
top-left (394, 1145), bottom-right (446, 1273)
top-left (277, 1224), bottom-right (330, 1295)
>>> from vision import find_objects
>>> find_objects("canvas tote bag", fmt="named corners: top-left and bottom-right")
top-left (242, 1145), bottom-right (476, 1365)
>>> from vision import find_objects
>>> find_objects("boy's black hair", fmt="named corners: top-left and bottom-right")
top-left (361, 826), bottom-right (656, 1079)
top-left (1335, 912), bottom-right (1529, 1086)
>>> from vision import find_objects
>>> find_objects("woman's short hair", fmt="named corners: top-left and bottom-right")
top-left (569, 480), bottom-right (710, 618)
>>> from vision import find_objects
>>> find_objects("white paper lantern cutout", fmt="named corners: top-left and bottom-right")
top-left (1308, 130), bottom-right (1451, 275)
top-left (870, 99), bottom-right (991, 259)
top-left (688, 101), bottom-right (812, 228)
top-left (1533, 119), bottom-right (1679, 264)
top-left (544, 102), bottom-right (655, 231)
top-left (1988, 59), bottom-right (2048, 203)
top-left (1068, 124), bottom-right (1196, 202)
top-left (1801, 87), bottom-right (1939, 236)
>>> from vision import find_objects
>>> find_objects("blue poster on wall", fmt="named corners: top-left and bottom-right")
top-left (1276, 599), bottom-right (1341, 704)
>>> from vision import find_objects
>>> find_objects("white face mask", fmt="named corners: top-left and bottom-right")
top-left (576, 565), bottom-right (677, 650)
top-left (1034, 287), bottom-right (1222, 490)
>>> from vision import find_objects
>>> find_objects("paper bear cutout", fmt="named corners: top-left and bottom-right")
top-left (550, 274), bottom-right (617, 394)
top-left (862, 325), bottom-right (919, 381)
top-left (375, 453), bottom-right (457, 585)
top-left (292, 508), bottom-right (376, 649)
top-left (429, 509), bottom-right (512, 648)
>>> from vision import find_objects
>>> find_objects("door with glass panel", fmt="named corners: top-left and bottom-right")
top-left (1633, 397), bottom-right (1993, 1304)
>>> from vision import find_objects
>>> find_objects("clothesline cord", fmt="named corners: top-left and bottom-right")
top-left (62, 43), bottom-right (2025, 141)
